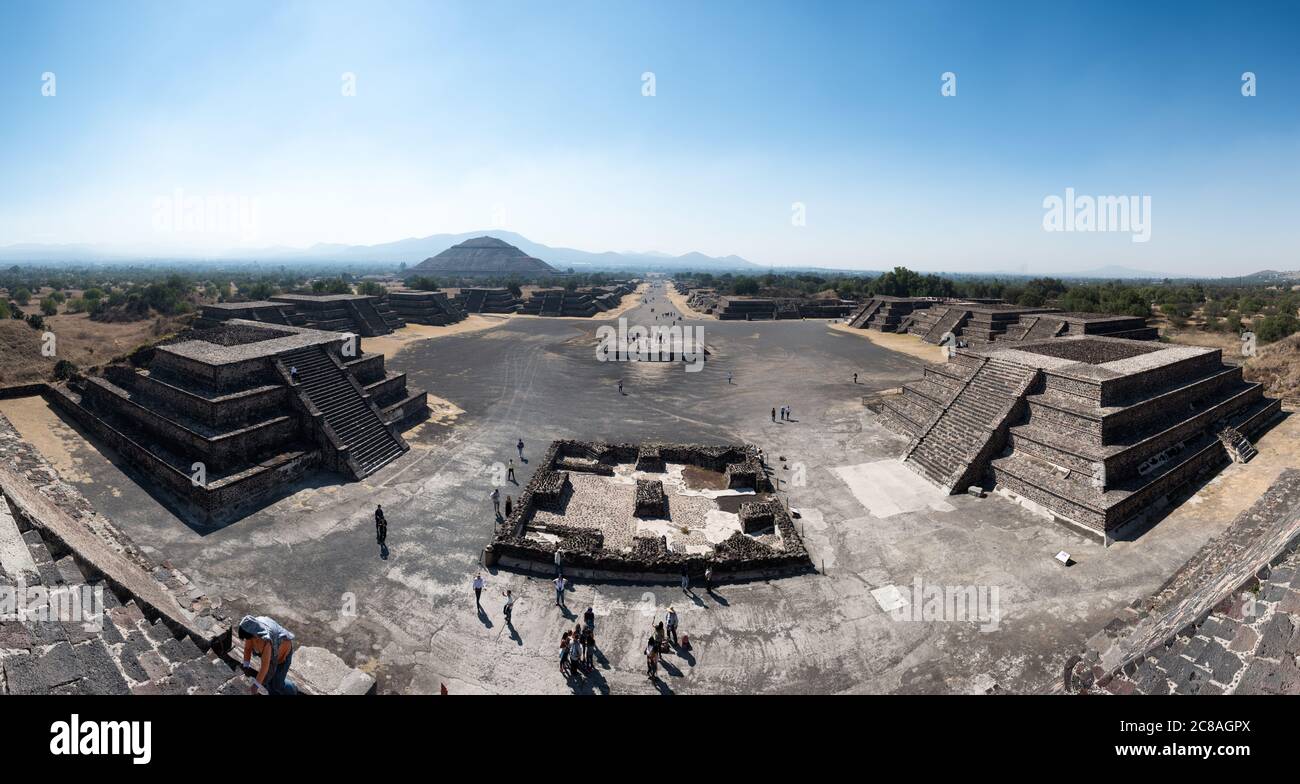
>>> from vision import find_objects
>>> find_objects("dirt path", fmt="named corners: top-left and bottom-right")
top-left (827, 322), bottom-right (947, 363)
top-left (663, 286), bottom-right (711, 319)
top-left (363, 314), bottom-right (507, 361)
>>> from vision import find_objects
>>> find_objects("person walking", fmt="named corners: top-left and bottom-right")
top-left (472, 573), bottom-right (485, 608)
top-left (517, 438), bottom-right (525, 460)
top-left (665, 607), bottom-right (679, 646)
top-left (491, 487), bottom-right (501, 518)
top-left (506, 459), bottom-right (515, 482)
top-left (704, 564), bottom-right (714, 592)
top-left (680, 565), bottom-right (690, 594)
top-left (618, 379), bottom-right (624, 394)
top-left (583, 606), bottom-right (595, 630)
top-left (374, 505), bottom-right (387, 546)
top-left (553, 574), bottom-right (566, 607)
top-left (504, 495), bottom-right (513, 518)
top-left (853, 372), bottom-right (858, 384)
top-left (502, 589), bottom-right (515, 624)
top-left (771, 407), bottom-right (776, 422)
top-left (727, 371), bottom-right (732, 384)
top-left (654, 619), bottom-right (666, 652)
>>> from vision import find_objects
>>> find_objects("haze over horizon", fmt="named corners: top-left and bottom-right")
top-left (3, 1), bottom-right (1299, 275)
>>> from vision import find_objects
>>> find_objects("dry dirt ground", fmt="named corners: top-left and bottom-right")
top-left (1244, 333), bottom-right (1300, 402)
top-left (827, 322), bottom-right (948, 364)
top-left (0, 313), bottom-right (189, 384)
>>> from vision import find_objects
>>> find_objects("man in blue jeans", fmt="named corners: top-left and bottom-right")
top-left (238, 615), bottom-right (297, 695)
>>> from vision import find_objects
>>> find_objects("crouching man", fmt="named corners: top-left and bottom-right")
top-left (238, 615), bottom-right (298, 695)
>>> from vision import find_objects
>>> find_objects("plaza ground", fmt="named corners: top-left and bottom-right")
top-left (2, 282), bottom-right (1293, 694)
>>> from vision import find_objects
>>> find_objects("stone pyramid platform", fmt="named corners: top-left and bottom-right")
top-left (880, 335), bottom-right (1282, 540)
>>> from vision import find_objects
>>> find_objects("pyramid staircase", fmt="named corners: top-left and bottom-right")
top-left (280, 346), bottom-right (405, 478)
top-left (904, 357), bottom-right (1038, 491)
top-left (922, 307), bottom-right (970, 344)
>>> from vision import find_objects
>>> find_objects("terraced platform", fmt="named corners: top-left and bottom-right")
top-left (880, 335), bottom-right (1282, 539)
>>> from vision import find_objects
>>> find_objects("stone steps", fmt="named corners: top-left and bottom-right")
top-left (281, 346), bottom-right (405, 477)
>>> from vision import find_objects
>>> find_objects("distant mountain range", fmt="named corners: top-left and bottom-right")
top-left (0, 231), bottom-right (760, 272)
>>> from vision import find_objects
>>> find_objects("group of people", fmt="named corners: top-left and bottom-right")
top-left (559, 606), bottom-right (598, 678)
top-left (489, 440), bottom-right (526, 521)
top-left (770, 404), bottom-right (794, 422)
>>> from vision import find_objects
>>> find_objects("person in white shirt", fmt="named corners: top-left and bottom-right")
top-left (472, 573), bottom-right (485, 607)
top-left (553, 575), bottom-right (566, 607)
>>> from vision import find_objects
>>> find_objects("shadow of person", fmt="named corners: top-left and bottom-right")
top-left (593, 647), bottom-right (610, 669)
top-left (689, 592), bottom-right (705, 608)
top-left (508, 623), bottom-right (522, 646)
top-left (570, 665), bottom-right (610, 696)
top-left (477, 607), bottom-right (493, 629)
top-left (708, 589), bottom-right (729, 606)
top-left (559, 604), bottom-right (575, 620)
top-left (379, 543), bottom-right (389, 560)
top-left (678, 647), bottom-right (696, 667)
top-left (659, 658), bottom-right (682, 678)
top-left (651, 676), bottom-right (675, 695)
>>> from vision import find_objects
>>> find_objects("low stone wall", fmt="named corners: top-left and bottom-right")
top-left (1061, 468), bottom-right (1300, 694)
top-left (486, 439), bottom-right (809, 579)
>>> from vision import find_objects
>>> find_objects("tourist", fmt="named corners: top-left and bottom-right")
top-left (505, 495), bottom-right (513, 518)
top-left (491, 487), bottom-right (500, 518)
top-left (289, 365), bottom-right (299, 383)
top-left (785, 405), bottom-right (792, 421)
top-left (771, 407), bottom-right (776, 422)
top-left (507, 459), bottom-right (515, 482)
top-left (473, 573), bottom-right (485, 608)
top-left (704, 565), bottom-right (714, 592)
top-left (680, 565), bottom-right (690, 594)
top-left (517, 438), bottom-right (525, 459)
top-left (654, 619), bottom-right (666, 652)
top-left (645, 636), bottom-right (659, 679)
top-left (665, 607), bottom-right (679, 646)
top-left (727, 371), bottom-right (732, 384)
top-left (560, 632), bottom-right (572, 676)
top-left (374, 504), bottom-right (387, 546)
top-left (583, 606), bottom-right (595, 630)
top-left (502, 589), bottom-right (515, 623)
top-left (554, 574), bottom-right (566, 607)
top-left (569, 627), bottom-right (584, 674)
top-left (237, 615), bottom-right (297, 696)
top-left (853, 372), bottom-right (858, 384)
top-left (618, 379), bottom-right (624, 394)
top-left (582, 624), bottom-right (596, 669)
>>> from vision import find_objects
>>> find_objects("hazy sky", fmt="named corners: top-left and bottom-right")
top-left (2, 1), bottom-right (1299, 274)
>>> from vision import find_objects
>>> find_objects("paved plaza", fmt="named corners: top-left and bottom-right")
top-left (2, 282), bottom-right (1289, 694)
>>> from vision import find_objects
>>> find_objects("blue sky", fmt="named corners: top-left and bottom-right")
top-left (2, 0), bottom-right (1298, 274)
